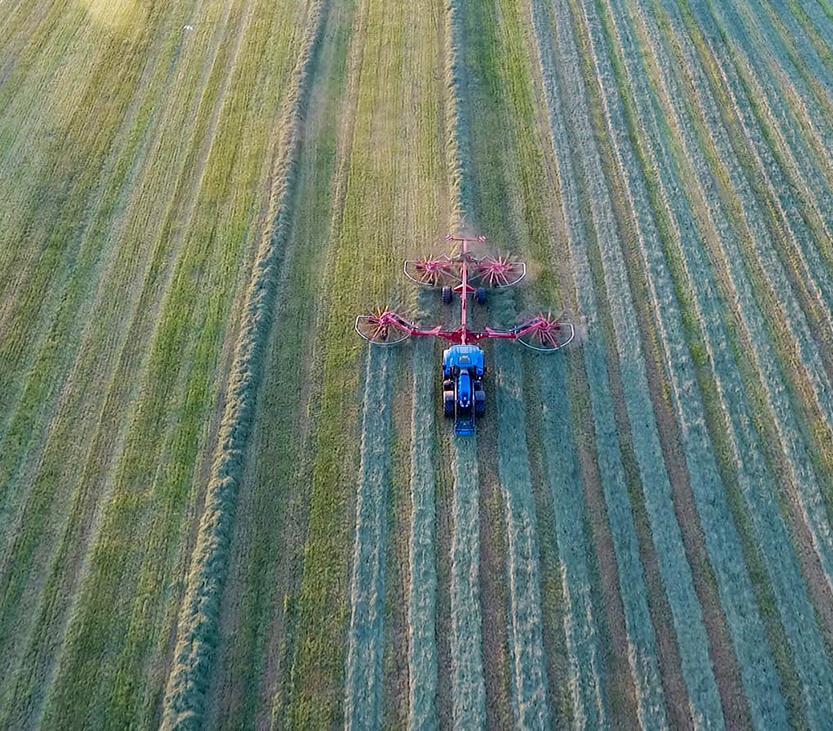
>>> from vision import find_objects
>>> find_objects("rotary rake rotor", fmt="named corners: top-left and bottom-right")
top-left (356, 234), bottom-right (575, 351)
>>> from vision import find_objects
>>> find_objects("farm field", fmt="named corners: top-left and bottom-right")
top-left (2, 0), bottom-right (833, 727)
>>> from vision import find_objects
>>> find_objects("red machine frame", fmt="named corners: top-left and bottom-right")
top-left (356, 234), bottom-right (574, 352)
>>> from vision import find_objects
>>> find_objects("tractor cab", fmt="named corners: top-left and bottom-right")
top-left (442, 345), bottom-right (486, 436)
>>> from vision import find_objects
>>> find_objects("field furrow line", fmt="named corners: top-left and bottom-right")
top-left (159, 1), bottom-right (330, 726)
top-left (408, 337), bottom-right (439, 729)
top-left (603, 0), bottom-right (833, 721)
top-left (344, 347), bottom-right (396, 728)
top-left (677, 0), bottom-right (833, 589)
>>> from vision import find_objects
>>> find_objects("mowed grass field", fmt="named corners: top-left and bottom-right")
top-left (3, 0), bottom-right (833, 727)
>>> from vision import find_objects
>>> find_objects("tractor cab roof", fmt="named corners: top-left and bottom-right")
top-left (443, 344), bottom-right (485, 373)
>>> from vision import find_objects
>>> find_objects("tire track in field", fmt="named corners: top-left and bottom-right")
top-left (159, 1), bottom-right (331, 725)
top-left (344, 348), bottom-right (396, 728)
top-left (604, 0), bottom-right (829, 720)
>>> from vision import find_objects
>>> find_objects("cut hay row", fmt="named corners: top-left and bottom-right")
top-left (731, 0), bottom-right (833, 189)
top-left (602, 0), bottom-right (833, 721)
top-left (550, 0), bottom-right (725, 723)
top-left (344, 347), bottom-right (396, 728)
top-left (785, 2), bottom-right (833, 74)
top-left (661, 0), bottom-right (833, 367)
top-left (536, 361), bottom-right (606, 726)
top-left (35, 0), bottom-right (308, 722)
top-left (675, 0), bottom-right (833, 591)
top-left (456, 0), bottom-right (556, 719)
top-left (526, 0), bottom-right (631, 724)
top-left (540, 0), bottom-right (693, 724)
top-left (673, 0), bottom-right (833, 490)
top-left (159, 1), bottom-right (330, 726)
top-left (491, 334), bottom-right (550, 728)
top-left (448, 438), bottom-right (486, 727)
top-left (588, 1), bottom-right (791, 725)
top-left (699, 1), bottom-right (833, 255)
top-left (700, 0), bottom-right (833, 453)
top-left (203, 1), bottom-right (359, 726)
top-left (443, 0), bottom-right (486, 727)
top-left (408, 338), bottom-right (440, 729)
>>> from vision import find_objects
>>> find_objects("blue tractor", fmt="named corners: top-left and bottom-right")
top-left (442, 345), bottom-right (486, 436)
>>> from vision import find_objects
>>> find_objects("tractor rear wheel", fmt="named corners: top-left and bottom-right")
top-left (476, 287), bottom-right (487, 305)
top-left (475, 389), bottom-right (486, 416)
top-left (443, 378), bottom-right (453, 391)
top-left (443, 391), bottom-right (455, 417)
top-left (442, 286), bottom-right (453, 304)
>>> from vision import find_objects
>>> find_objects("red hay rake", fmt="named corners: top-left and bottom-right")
top-left (356, 234), bottom-right (575, 352)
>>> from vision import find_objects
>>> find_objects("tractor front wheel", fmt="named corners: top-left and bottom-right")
top-left (476, 287), bottom-right (487, 305)
top-left (442, 286), bottom-right (453, 304)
